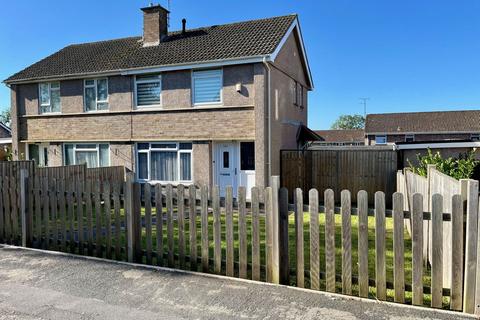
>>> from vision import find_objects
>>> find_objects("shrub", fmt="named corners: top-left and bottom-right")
top-left (408, 148), bottom-right (479, 180)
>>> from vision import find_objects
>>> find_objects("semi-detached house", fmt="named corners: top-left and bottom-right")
top-left (4, 5), bottom-right (314, 197)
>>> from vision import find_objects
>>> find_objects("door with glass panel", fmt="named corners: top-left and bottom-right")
top-left (238, 141), bottom-right (256, 199)
top-left (28, 143), bottom-right (49, 167)
top-left (215, 142), bottom-right (238, 197)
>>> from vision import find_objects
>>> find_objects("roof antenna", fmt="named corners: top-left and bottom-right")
top-left (359, 97), bottom-right (370, 118)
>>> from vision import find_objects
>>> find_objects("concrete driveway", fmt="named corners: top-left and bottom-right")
top-left (0, 245), bottom-right (472, 320)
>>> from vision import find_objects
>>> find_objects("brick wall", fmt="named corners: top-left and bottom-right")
top-left (20, 107), bottom-right (255, 142)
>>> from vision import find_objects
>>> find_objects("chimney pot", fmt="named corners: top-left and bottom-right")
top-left (182, 18), bottom-right (187, 33)
top-left (141, 4), bottom-right (170, 46)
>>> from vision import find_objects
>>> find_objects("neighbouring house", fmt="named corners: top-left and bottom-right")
top-left (0, 122), bottom-right (12, 160)
top-left (4, 5), bottom-right (314, 196)
top-left (365, 110), bottom-right (480, 166)
top-left (313, 129), bottom-right (364, 146)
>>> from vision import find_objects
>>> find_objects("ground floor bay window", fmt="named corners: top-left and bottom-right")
top-left (64, 143), bottom-right (110, 168)
top-left (136, 142), bottom-right (192, 183)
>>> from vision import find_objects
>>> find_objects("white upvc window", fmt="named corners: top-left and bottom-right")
top-left (405, 134), bottom-right (415, 143)
top-left (39, 82), bottom-right (61, 113)
top-left (471, 133), bottom-right (480, 141)
top-left (192, 69), bottom-right (222, 106)
top-left (64, 143), bottom-right (110, 168)
top-left (135, 74), bottom-right (162, 107)
top-left (375, 135), bottom-right (387, 145)
top-left (84, 78), bottom-right (108, 111)
top-left (136, 142), bottom-right (193, 183)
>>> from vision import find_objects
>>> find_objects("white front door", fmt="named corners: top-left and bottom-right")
top-left (215, 141), bottom-right (256, 199)
top-left (215, 142), bottom-right (238, 197)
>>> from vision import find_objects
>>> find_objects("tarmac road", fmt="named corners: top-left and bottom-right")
top-left (0, 245), bottom-right (472, 319)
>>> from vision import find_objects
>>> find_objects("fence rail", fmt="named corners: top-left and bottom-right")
top-left (0, 169), bottom-right (479, 315)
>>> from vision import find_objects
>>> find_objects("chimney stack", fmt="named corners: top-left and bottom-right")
top-left (182, 18), bottom-right (186, 34)
top-left (141, 4), bottom-right (170, 47)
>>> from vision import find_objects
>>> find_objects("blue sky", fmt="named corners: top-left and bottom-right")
top-left (1, 0), bottom-right (479, 129)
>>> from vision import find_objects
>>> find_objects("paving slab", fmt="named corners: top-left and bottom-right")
top-left (0, 245), bottom-right (473, 320)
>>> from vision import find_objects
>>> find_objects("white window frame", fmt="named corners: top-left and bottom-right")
top-left (136, 142), bottom-right (193, 184)
top-left (405, 134), bottom-right (415, 142)
top-left (192, 69), bottom-right (223, 106)
top-left (134, 74), bottom-right (162, 108)
top-left (84, 78), bottom-right (109, 112)
top-left (63, 143), bottom-right (110, 167)
top-left (375, 135), bottom-right (387, 145)
top-left (471, 133), bottom-right (480, 141)
top-left (38, 82), bottom-right (61, 114)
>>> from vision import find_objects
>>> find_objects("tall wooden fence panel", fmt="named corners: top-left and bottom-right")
top-left (36, 165), bottom-right (86, 190)
top-left (398, 165), bottom-right (471, 289)
top-left (86, 166), bottom-right (126, 184)
top-left (281, 149), bottom-right (397, 204)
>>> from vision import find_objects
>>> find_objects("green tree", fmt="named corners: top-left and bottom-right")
top-left (330, 114), bottom-right (365, 130)
top-left (0, 109), bottom-right (11, 127)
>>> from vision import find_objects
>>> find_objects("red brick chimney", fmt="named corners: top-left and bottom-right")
top-left (141, 4), bottom-right (169, 46)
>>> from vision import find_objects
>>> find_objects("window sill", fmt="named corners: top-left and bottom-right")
top-left (84, 110), bottom-right (110, 113)
top-left (138, 180), bottom-right (194, 186)
top-left (39, 112), bottom-right (62, 115)
top-left (135, 105), bottom-right (163, 110)
top-left (193, 102), bottom-right (223, 107)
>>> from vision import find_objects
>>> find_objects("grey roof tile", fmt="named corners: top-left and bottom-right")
top-left (365, 110), bottom-right (480, 133)
top-left (6, 15), bottom-right (296, 82)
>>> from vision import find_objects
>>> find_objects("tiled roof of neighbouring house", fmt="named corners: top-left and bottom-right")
top-left (365, 110), bottom-right (480, 134)
top-left (5, 15), bottom-right (296, 83)
top-left (314, 129), bottom-right (365, 142)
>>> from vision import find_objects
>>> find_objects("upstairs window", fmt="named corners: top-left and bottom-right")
top-left (84, 79), bottom-right (108, 111)
top-left (405, 134), bottom-right (415, 143)
top-left (193, 69), bottom-right (222, 105)
top-left (471, 133), bottom-right (480, 141)
top-left (135, 74), bottom-right (161, 107)
top-left (375, 135), bottom-right (387, 145)
top-left (39, 82), bottom-right (60, 113)
top-left (299, 84), bottom-right (304, 108)
top-left (293, 81), bottom-right (298, 106)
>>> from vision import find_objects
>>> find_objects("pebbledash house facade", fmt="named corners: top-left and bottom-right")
top-left (4, 5), bottom-right (313, 196)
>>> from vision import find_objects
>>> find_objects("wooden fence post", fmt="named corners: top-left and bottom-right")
top-left (375, 191), bottom-right (386, 301)
top-left (431, 193), bottom-right (443, 308)
top-left (20, 169), bottom-right (29, 247)
top-left (462, 179), bottom-right (479, 314)
top-left (270, 175), bottom-right (280, 284)
top-left (450, 194), bottom-right (464, 311)
top-left (265, 186), bottom-right (273, 282)
top-left (125, 172), bottom-right (135, 263)
top-left (294, 188), bottom-right (304, 288)
top-left (279, 187), bottom-right (289, 285)
top-left (341, 189), bottom-right (352, 295)
top-left (412, 193), bottom-right (424, 306)
top-left (357, 190), bottom-right (369, 298)
top-left (310, 189), bottom-right (320, 290)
